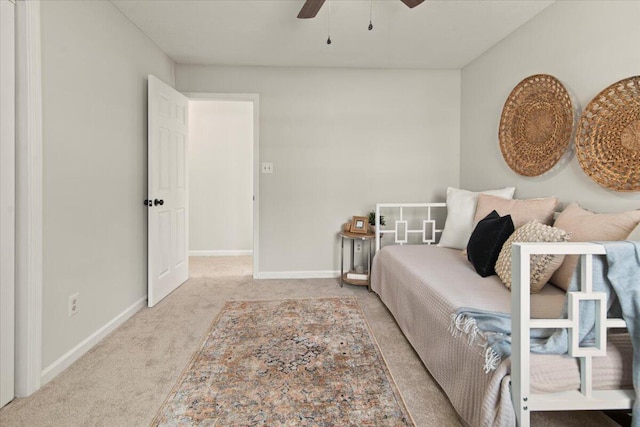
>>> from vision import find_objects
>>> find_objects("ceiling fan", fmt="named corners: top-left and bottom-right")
top-left (297, 0), bottom-right (425, 19)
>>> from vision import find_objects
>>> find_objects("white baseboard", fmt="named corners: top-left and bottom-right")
top-left (255, 270), bottom-right (340, 280)
top-left (40, 297), bottom-right (146, 385)
top-left (189, 250), bottom-right (253, 257)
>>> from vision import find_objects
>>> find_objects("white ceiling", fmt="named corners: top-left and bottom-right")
top-left (111, 0), bottom-right (554, 69)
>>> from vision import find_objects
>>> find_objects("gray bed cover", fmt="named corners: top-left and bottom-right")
top-left (371, 244), bottom-right (632, 427)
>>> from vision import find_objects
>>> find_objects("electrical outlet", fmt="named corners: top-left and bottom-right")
top-left (355, 242), bottom-right (362, 252)
top-left (261, 162), bottom-right (274, 174)
top-left (68, 293), bottom-right (79, 317)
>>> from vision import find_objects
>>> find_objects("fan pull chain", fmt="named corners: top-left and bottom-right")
top-left (368, 0), bottom-right (373, 30)
top-left (327, 0), bottom-right (332, 44)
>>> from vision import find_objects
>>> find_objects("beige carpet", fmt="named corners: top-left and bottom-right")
top-left (0, 256), bottom-right (619, 427)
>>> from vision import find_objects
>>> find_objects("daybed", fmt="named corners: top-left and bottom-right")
top-left (370, 196), bottom-right (639, 427)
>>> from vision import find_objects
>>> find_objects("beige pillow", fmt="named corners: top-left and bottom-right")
top-left (495, 220), bottom-right (570, 293)
top-left (550, 203), bottom-right (640, 291)
top-left (474, 194), bottom-right (558, 229)
top-left (628, 223), bottom-right (640, 241)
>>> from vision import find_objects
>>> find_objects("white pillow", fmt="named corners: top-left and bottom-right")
top-left (438, 186), bottom-right (516, 249)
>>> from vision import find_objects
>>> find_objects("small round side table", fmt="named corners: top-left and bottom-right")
top-left (339, 230), bottom-right (375, 291)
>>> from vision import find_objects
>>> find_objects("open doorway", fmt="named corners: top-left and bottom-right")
top-left (187, 97), bottom-right (256, 278)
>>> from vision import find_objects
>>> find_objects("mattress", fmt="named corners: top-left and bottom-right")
top-left (371, 244), bottom-right (632, 427)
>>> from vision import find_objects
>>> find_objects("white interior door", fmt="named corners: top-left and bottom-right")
top-left (147, 75), bottom-right (189, 307)
top-left (0, 0), bottom-right (16, 408)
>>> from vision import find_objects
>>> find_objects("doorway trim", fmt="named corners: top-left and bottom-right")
top-left (185, 93), bottom-right (260, 278)
top-left (15, 0), bottom-right (43, 397)
top-left (0, 0), bottom-right (16, 407)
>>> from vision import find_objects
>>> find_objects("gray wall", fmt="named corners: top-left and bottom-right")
top-left (188, 100), bottom-right (253, 254)
top-left (176, 66), bottom-right (461, 274)
top-left (41, 1), bottom-right (174, 368)
top-left (460, 0), bottom-right (640, 213)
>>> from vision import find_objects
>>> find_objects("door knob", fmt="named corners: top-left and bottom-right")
top-left (153, 199), bottom-right (164, 206)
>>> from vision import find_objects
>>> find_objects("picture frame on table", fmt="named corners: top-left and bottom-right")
top-left (350, 216), bottom-right (369, 234)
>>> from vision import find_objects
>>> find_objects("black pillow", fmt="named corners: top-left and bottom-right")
top-left (467, 210), bottom-right (514, 277)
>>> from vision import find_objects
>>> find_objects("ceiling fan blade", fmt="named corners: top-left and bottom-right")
top-left (297, 0), bottom-right (326, 19)
top-left (400, 0), bottom-right (425, 8)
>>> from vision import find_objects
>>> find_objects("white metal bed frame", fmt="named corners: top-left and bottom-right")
top-left (374, 203), bottom-right (635, 427)
top-left (374, 202), bottom-right (446, 252)
top-left (511, 242), bottom-right (634, 426)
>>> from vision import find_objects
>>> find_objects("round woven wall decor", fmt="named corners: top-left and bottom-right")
top-left (499, 74), bottom-right (574, 177)
top-left (575, 76), bottom-right (640, 192)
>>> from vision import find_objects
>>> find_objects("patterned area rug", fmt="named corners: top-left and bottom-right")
top-left (151, 297), bottom-right (414, 426)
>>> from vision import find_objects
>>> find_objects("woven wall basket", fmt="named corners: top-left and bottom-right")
top-left (499, 74), bottom-right (574, 177)
top-left (575, 76), bottom-right (640, 192)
